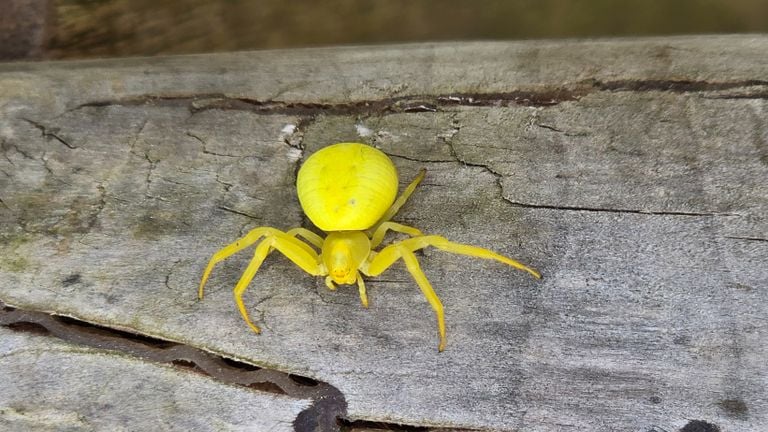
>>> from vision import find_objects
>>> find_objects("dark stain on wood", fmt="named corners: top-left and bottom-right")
top-left (717, 398), bottom-right (749, 418)
top-left (61, 273), bottom-right (82, 286)
top-left (679, 420), bottom-right (720, 432)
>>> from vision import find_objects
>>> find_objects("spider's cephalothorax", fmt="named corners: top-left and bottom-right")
top-left (199, 142), bottom-right (540, 351)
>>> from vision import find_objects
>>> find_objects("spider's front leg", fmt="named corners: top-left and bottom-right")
top-left (362, 243), bottom-right (446, 351)
top-left (199, 227), bottom-right (324, 333)
top-left (199, 227), bottom-right (322, 299)
top-left (363, 235), bottom-right (540, 351)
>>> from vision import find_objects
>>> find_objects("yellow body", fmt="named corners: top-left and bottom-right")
top-left (199, 142), bottom-right (540, 352)
top-left (297, 143), bottom-right (398, 231)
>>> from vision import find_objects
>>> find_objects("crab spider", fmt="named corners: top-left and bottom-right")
top-left (199, 142), bottom-right (540, 351)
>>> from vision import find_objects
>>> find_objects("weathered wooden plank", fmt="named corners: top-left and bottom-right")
top-left (0, 328), bottom-right (309, 431)
top-left (1, 36), bottom-right (767, 431)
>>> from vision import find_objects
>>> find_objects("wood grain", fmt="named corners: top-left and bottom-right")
top-left (1, 36), bottom-right (767, 430)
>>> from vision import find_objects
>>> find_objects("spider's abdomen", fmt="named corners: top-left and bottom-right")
top-left (297, 142), bottom-right (398, 231)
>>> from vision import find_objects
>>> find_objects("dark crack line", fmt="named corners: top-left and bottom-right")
top-left (702, 92), bottom-right (768, 100)
top-left (445, 137), bottom-right (506, 180)
top-left (158, 176), bottom-right (196, 188)
top-left (284, 138), bottom-right (303, 151)
top-left (338, 418), bottom-right (438, 432)
top-left (501, 200), bottom-right (740, 218)
top-left (724, 235), bottom-right (768, 243)
top-left (214, 174), bottom-right (235, 192)
top-left (0, 300), bottom-right (347, 432)
top-left (39, 151), bottom-right (56, 176)
top-left (73, 91), bottom-right (578, 116)
top-left (382, 152), bottom-right (455, 164)
top-left (187, 131), bottom-right (242, 158)
top-left (535, 123), bottom-right (564, 133)
top-left (309, 278), bottom-right (339, 306)
top-left (592, 78), bottom-right (768, 93)
top-left (69, 79), bottom-right (768, 118)
top-left (164, 259), bottom-right (183, 290)
top-left (130, 119), bottom-right (149, 153)
top-left (140, 151), bottom-right (163, 200)
top-left (534, 123), bottom-right (588, 137)
top-left (217, 205), bottom-right (262, 221)
top-left (1, 139), bottom-right (63, 180)
top-left (126, 120), bottom-right (164, 201)
top-left (1, 139), bottom-right (18, 165)
top-left (440, 122), bottom-right (742, 220)
top-left (21, 118), bottom-right (78, 149)
top-left (251, 294), bottom-right (280, 333)
top-left (2, 139), bottom-right (36, 162)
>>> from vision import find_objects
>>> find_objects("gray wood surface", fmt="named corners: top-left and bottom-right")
top-left (1, 36), bottom-right (767, 431)
top-left (0, 328), bottom-right (309, 431)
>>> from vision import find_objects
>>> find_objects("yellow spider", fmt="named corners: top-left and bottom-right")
top-left (199, 142), bottom-right (540, 351)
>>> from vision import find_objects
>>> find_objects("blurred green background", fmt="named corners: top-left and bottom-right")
top-left (3, 0), bottom-right (768, 60)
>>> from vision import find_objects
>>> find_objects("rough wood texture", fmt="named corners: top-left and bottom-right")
top-left (1, 36), bottom-right (767, 431)
top-left (0, 327), bottom-right (309, 431)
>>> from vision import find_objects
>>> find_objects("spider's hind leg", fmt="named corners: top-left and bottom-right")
top-left (369, 221), bottom-right (423, 248)
top-left (362, 243), bottom-right (447, 351)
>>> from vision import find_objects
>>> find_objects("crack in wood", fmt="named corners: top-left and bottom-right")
top-left (217, 205), bottom-right (263, 221)
top-left (723, 235), bottom-right (768, 243)
top-left (0, 300), bottom-right (347, 432)
top-left (21, 118), bottom-right (78, 149)
top-left (69, 79), bottom-right (768, 118)
top-left (438, 120), bottom-right (745, 220)
top-left (593, 78), bottom-right (768, 93)
top-left (186, 131), bottom-right (242, 158)
top-left (498, 200), bottom-right (741, 218)
top-left (0, 300), bottom-right (471, 431)
top-left (703, 91), bottom-right (768, 100)
top-left (2, 138), bottom-right (38, 163)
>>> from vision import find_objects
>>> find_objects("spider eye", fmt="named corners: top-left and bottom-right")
top-left (332, 268), bottom-right (349, 278)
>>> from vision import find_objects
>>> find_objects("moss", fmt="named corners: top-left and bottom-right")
top-left (131, 211), bottom-right (182, 240)
top-left (0, 235), bottom-right (33, 272)
top-left (0, 255), bottom-right (30, 272)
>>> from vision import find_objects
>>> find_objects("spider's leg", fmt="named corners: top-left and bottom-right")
top-left (325, 276), bottom-right (337, 291)
top-left (368, 168), bottom-right (426, 234)
top-left (370, 235), bottom-right (540, 279)
top-left (285, 227), bottom-right (324, 248)
top-left (356, 272), bottom-right (368, 308)
top-left (399, 247), bottom-right (446, 351)
top-left (234, 234), bottom-right (324, 334)
top-left (363, 244), bottom-right (445, 351)
top-left (362, 235), bottom-right (539, 351)
top-left (199, 227), bottom-right (284, 299)
top-left (369, 221), bottom-right (423, 248)
top-left (233, 241), bottom-right (272, 334)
